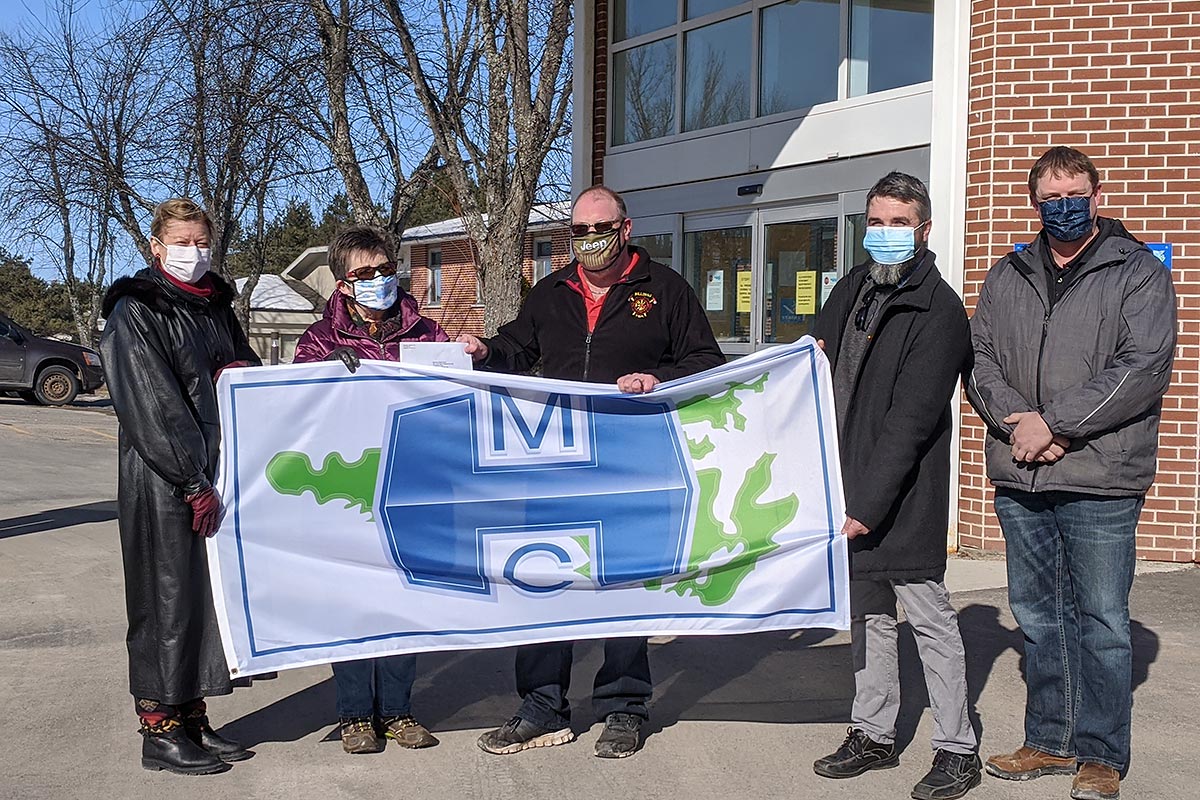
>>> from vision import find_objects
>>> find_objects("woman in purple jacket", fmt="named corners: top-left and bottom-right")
top-left (293, 225), bottom-right (447, 754)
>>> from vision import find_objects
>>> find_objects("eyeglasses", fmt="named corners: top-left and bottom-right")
top-left (345, 262), bottom-right (397, 282)
top-left (570, 218), bottom-right (624, 237)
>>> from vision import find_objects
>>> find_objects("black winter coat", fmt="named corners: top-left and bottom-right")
top-left (482, 246), bottom-right (725, 382)
top-left (812, 252), bottom-right (970, 581)
top-left (100, 269), bottom-right (259, 703)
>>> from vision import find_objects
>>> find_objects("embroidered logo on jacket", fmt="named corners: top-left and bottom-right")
top-left (628, 292), bottom-right (657, 319)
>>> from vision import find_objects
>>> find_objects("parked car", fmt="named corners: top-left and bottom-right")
top-left (0, 311), bottom-right (104, 406)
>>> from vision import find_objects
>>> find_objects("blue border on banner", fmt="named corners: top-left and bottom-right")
top-left (229, 347), bottom-right (839, 659)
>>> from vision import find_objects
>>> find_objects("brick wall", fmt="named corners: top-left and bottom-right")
top-left (410, 227), bottom-right (573, 338)
top-left (961, 0), bottom-right (1200, 561)
top-left (591, 0), bottom-right (609, 186)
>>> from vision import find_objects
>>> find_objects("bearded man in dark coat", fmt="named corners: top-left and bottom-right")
top-left (811, 173), bottom-right (980, 800)
top-left (100, 198), bottom-right (260, 775)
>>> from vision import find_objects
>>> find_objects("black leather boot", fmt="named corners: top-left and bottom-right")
top-left (185, 715), bottom-right (254, 762)
top-left (141, 720), bottom-right (231, 775)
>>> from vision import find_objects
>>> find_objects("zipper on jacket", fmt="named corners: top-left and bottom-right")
top-left (582, 332), bottom-right (593, 380)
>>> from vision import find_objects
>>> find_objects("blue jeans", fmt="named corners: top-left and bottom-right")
top-left (332, 654), bottom-right (417, 720)
top-left (994, 489), bottom-right (1142, 773)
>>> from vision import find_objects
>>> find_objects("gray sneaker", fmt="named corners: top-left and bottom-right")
top-left (477, 716), bottom-right (573, 755)
top-left (340, 717), bottom-right (383, 754)
top-left (594, 712), bottom-right (643, 759)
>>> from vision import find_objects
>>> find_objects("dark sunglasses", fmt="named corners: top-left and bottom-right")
top-left (345, 262), bottom-right (397, 282)
top-left (854, 286), bottom-right (885, 332)
top-left (570, 218), bottom-right (624, 237)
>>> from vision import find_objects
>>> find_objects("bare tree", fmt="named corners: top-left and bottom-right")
top-left (0, 4), bottom-right (156, 344)
top-left (153, 0), bottom-right (318, 327)
top-left (384, 0), bottom-right (573, 334)
top-left (303, 0), bottom-right (439, 241)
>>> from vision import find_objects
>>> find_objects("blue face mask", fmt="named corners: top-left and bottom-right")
top-left (1038, 196), bottom-right (1093, 242)
top-left (863, 223), bottom-right (927, 266)
top-left (352, 273), bottom-right (398, 311)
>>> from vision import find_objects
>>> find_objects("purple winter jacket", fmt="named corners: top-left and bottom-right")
top-left (293, 289), bottom-right (448, 364)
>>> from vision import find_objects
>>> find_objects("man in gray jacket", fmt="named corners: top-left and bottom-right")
top-left (967, 147), bottom-right (1176, 800)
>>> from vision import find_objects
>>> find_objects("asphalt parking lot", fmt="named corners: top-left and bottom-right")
top-left (1, 400), bottom-right (1197, 800)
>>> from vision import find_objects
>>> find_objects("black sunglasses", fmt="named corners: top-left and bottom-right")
top-left (854, 286), bottom-right (885, 332)
top-left (570, 218), bottom-right (624, 237)
top-left (345, 262), bottom-right (398, 282)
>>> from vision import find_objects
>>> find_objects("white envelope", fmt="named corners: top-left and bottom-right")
top-left (398, 341), bottom-right (473, 370)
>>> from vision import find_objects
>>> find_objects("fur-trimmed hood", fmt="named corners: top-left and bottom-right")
top-left (101, 268), bottom-right (236, 319)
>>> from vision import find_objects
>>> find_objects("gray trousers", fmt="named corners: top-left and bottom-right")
top-left (851, 579), bottom-right (977, 754)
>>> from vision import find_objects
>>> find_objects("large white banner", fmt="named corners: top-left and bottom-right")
top-left (209, 338), bottom-right (848, 678)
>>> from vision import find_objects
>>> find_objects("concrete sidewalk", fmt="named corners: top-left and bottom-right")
top-left (2, 400), bottom-right (1196, 800)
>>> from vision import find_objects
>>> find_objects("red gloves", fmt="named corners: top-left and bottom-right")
top-left (186, 487), bottom-right (222, 537)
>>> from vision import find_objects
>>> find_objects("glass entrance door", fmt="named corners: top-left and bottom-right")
top-left (681, 204), bottom-right (844, 353)
top-left (762, 216), bottom-right (839, 343)
top-left (683, 214), bottom-right (754, 352)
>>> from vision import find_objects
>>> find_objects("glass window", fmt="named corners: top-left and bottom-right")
top-left (684, 226), bottom-right (752, 343)
top-left (428, 249), bottom-right (442, 305)
top-left (849, 0), bottom-right (934, 97)
top-left (686, 0), bottom-right (745, 20)
top-left (759, 0), bottom-right (840, 116)
top-left (533, 238), bottom-right (554, 282)
top-left (613, 0), bottom-right (677, 42)
top-left (845, 213), bottom-right (869, 270)
top-left (683, 15), bottom-right (751, 132)
top-left (612, 38), bottom-right (677, 145)
top-left (629, 233), bottom-right (674, 270)
top-left (762, 218), bottom-right (839, 344)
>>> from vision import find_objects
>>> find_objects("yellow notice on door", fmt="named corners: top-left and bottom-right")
top-left (796, 271), bottom-right (818, 315)
top-left (736, 272), bottom-right (752, 313)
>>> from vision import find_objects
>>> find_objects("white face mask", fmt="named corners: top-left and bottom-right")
top-left (153, 237), bottom-right (211, 284)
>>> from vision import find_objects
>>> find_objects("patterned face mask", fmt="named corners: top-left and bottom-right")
top-left (571, 230), bottom-right (622, 271)
top-left (352, 273), bottom-right (398, 310)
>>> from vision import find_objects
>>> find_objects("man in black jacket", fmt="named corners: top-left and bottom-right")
top-left (100, 198), bottom-right (260, 775)
top-left (967, 147), bottom-right (1176, 800)
top-left (811, 173), bottom-right (980, 800)
top-left (458, 184), bottom-right (724, 759)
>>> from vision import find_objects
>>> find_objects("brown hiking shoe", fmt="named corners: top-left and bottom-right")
top-left (340, 717), bottom-right (383, 754)
top-left (380, 715), bottom-right (439, 749)
top-left (985, 746), bottom-right (1075, 780)
top-left (1071, 763), bottom-right (1120, 800)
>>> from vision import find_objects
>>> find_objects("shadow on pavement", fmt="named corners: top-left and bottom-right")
top-left (219, 628), bottom-right (854, 747)
top-left (0, 500), bottom-right (118, 539)
top-left (893, 603), bottom-right (1161, 755)
top-left (215, 604), bottom-right (1163, 752)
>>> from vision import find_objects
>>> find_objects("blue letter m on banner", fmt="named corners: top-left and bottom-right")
top-left (376, 388), bottom-right (695, 596)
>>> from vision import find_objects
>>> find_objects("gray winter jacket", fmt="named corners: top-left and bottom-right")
top-left (966, 219), bottom-right (1176, 496)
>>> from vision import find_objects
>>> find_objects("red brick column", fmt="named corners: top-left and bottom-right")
top-left (591, 0), bottom-right (609, 186)
top-left (961, 0), bottom-right (1200, 561)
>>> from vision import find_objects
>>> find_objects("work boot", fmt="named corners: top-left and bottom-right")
top-left (594, 712), bottom-right (643, 759)
top-left (985, 745), bottom-right (1075, 780)
top-left (141, 719), bottom-right (231, 775)
top-left (183, 712), bottom-right (253, 762)
top-left (380, 715), bottom-right (439, 749)
top-left (477, 715), bottom-right (573, 755)
top-left (340, 717), bottom-right (383, 754)
top-left (813, 727), bottom-right (899, 778)
top-left (1071, 762), bottom-right (1120, 800)
top-left (911, 750), bottom-right (983, 800)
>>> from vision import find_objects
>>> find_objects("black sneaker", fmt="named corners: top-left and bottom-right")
top-left (594, 712), bottom-right (643, 759)
top-left (477, 716), bottom-right (573, 755)
top-left (813, 727), bottom-right (899, 778)
top-left (912, 750), bottom-right (983, 800)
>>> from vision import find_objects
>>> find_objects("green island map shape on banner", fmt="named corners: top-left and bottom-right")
top-left (262, 372), bottom-right (797, 607)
